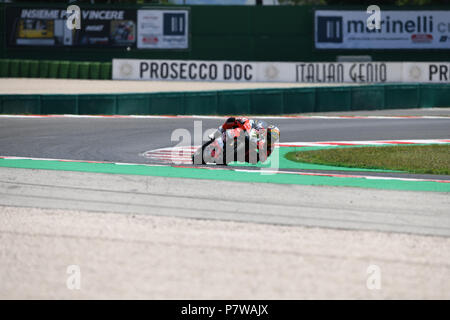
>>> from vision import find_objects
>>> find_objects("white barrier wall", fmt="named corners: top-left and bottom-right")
top-left (113, 59), bottom-right (450, 83)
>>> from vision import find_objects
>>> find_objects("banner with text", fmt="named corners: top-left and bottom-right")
top-left (5, 7), bottom-right (189, 49)
top-left (6, 7), bottom-right (136, 47)
top-left (137, 9), bottom-right (189, 49)
top-left (315, 10), bottom-right (450, 49)
top-left (113, 59), bottom-right (450, 83)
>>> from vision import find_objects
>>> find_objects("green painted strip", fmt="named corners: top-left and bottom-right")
top-left (230, 146), bottom-right (402, 173)
top-left (0, 158), bottom-right (448, 193)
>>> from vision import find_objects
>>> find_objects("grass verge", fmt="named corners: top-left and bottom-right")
top-left (285, 144), bottom-right (450, 175)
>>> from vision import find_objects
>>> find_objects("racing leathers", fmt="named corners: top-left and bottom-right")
top-left (210, 117), bottom-right (276, 162)
top-left (215, 117), bottom-right (254, 137)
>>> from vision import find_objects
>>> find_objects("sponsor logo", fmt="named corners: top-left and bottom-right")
top-left (317, 13), bottom-right (436, 44)
top-left (142, 35), bottom-right (158, 44)
top-left (408, 65), bottom-right (422, 80)
top-left (87, 37), bottom-right (108, 44)
top-left (136, 61), bottom-right (252, 81)
top-left (81, 10), bottom-right (124, 21)
top-left (21, 9), bottom-right (60, 19)
top-left (85, 25), bottom-right (104, 32)
top-left (120, 63), bottom-right (133, 77)
top-left (142, 16), bottom-right (159, 20)
top-left (347, 15), bottom-right (434, 35)
top-left (411, 34), bottom-right (433, 43)
top-left (264, 64), bottom-right (280, 80)
top-left (295, 63), bottom-right (387, 83)
top-left (315, 10), bottom-right (449, 49)
top-left (317, 16), bottom-right (343, 43)
top-left (163, 13), bottom-right (186, 36)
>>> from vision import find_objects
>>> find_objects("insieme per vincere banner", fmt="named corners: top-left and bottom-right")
top-left (5, 6), bottom-right (189, 49)
top-left (6, 7), bottom-right (137, 47)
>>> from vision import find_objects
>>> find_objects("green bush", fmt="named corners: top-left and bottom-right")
top-left (48, 61), bottom-right (60, 78)
top-left (39, 61), bottom-right (50, 78)
top-left (0, 59), bottom-right (10, 77)
top-left (79, 62), bottom-right (90, 79)
top-left (29, 60), bottom-right (39, 77)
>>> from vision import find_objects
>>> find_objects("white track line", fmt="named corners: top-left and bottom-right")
top-left (143, 139), bottom-right (450, 164)
top-left (278, 139), bottom-right (450, 147)
top-left (1, 139), bottom-right (449, 184)
top-left (230, 168), bottom-right (450, 184)
top-left (1, 153), bottom-right (449, 184)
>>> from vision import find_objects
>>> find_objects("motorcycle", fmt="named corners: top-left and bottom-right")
top-left (192, 128), bottom-right (260, 165)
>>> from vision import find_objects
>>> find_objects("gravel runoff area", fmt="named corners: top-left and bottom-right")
top-left (0, 168), bottom-right (449, 299)
top-left (0, 78), bottom-right (360, 94)
top-left (1, 205), bottom-right (449, 300)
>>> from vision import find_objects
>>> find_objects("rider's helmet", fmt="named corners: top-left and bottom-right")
top-left (254, 120), bottom-right (267, 130)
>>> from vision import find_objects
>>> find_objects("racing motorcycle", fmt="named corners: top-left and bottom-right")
top-left (192, 128), bottom-right (260, 165)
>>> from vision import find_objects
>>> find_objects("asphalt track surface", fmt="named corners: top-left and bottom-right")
top-left (0, 112), bottom-right (449, 237)
top-left (0, 115), bottom-right (449, 179)
top-left (1, 117), bottom-right (450, 159)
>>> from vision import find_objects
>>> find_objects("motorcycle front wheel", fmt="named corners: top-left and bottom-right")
top-left (192, 139), bottom-right (215, 165)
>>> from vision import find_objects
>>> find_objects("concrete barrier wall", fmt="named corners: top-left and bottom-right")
top-left (0, 84), bottom-right (449, 115)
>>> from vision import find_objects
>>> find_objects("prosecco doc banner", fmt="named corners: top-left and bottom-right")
top-left (113, 59), bottom-right (450, 83)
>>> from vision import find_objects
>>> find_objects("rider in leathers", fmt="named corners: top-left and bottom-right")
top-left (209, 117), bottom-right (280, 163)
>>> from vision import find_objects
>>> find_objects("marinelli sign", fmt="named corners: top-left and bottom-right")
top-left (315, 10), bottom-right (450, 49)
top-left (113, 59), bottom-right (450, 83)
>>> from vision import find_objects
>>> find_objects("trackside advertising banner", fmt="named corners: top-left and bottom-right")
top-left (113, 59), bottom-right (450, 83)
top-left (5, 6), bottom-right (189, 49)
top-left (137, 9), bottom-right (189, 49)
top-left (6, 7), bottom-right (137, 47)
top-left (315, 10), bottom-right (450, 49)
